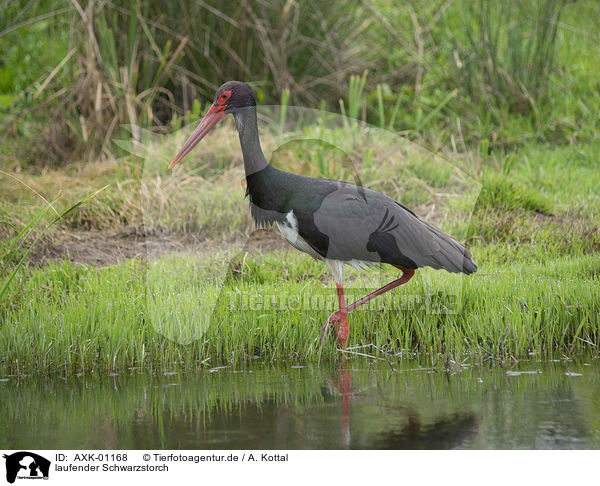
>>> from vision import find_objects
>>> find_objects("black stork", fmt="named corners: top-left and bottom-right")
top-left (169, 81), bottom-right (477, 348)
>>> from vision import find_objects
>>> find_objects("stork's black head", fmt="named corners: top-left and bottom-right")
top-left (213, 81), bottom-right (256, 113)
top-left (169, 81), bottom-right (256, 168)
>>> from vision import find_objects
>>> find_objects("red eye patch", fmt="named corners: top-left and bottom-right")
top-left (217, 90), bottom-right (232, 105)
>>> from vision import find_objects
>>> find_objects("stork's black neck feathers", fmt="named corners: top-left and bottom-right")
top-left (233, 104), bottom-right (293, 227)
top-left (232, 104), bottom-right (285, 226)
top-left (232, 106), bottom-right (268, 177)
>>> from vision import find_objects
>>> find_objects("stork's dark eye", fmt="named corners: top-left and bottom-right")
top-left (219, 91), bottom-right (231, 104)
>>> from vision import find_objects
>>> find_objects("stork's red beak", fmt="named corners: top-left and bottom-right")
top-left (168, 104), bottom-right (227, 169)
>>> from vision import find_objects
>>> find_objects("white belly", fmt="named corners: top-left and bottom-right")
top-left (275, 210), bottom-right (322, 260)
top-left (275, 210), bottom-right (373, 283)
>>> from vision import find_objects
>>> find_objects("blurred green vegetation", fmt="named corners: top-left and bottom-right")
top-left (1, 0), bottom-right (599, 166)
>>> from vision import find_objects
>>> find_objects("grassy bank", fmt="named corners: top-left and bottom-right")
top-left (2, 1), bottom-right (599, 166)
top-left (1, 1), bottom-right (599, 374)
top-left (1, 246), bottom-right (599, 374)
top-left (1, 135), bottom-right (599, 373)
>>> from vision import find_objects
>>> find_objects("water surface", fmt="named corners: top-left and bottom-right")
top-left (1, 357), bottom-right (599, 449)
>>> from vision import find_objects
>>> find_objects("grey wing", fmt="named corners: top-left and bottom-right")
top-left (312, 184), bottom-right (477, 274)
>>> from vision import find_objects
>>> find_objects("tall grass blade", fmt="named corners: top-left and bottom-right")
top-left (0, 185), bottom-right (109, 302)
top-left (416, 89), bottom-right (458, 131)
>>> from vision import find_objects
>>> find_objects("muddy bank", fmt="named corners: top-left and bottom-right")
top-left (29, 226), bottom-right (287, 266)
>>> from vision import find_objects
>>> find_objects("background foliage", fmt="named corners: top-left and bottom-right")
top-left (1, 0), bottom-right (598, 166)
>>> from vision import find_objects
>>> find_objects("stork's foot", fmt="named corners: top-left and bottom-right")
top-left (321, 310), bottom-right (349, 348)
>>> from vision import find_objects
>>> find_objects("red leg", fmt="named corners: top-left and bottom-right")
top-left (321, 266), bottom-right (415, 346)
top-left (321, 282), bottom-right (350, 347)
top-left (335, 283), bottom-right (349, 346)
top-left (346, 266), bottom-right (414, 313)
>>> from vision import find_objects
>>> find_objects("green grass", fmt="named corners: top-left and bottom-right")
top-left (1, 1), bottom-right (599, 374)
top-left (1, 122), bottom-right (599, 374)
top-left (1, 245), bottom-right (598, 374)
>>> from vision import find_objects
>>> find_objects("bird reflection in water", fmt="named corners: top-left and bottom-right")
top-left (337, 361), bottom-right (353, 448)
top-left (333, 361), bottom-right (479, 449)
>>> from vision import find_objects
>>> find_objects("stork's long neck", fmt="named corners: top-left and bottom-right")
top-left (233, 106), bottom-right (268, 177)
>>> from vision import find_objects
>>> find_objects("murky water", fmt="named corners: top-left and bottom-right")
top-left (1, 357), bottom-right (599, 449)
